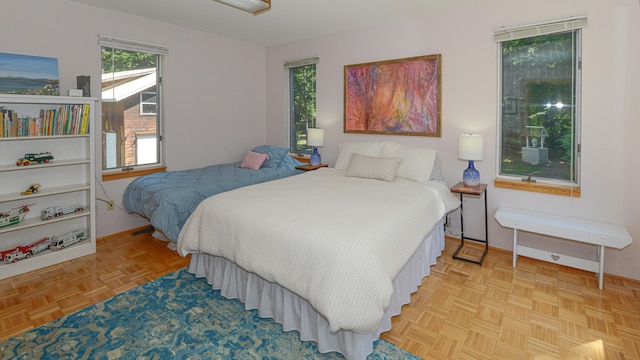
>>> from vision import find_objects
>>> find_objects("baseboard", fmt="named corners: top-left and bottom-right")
top-left (97, 225), bottom-right (154, 242)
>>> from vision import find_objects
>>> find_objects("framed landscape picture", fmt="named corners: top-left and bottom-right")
top-left (344, 54), bottom-right (441, 137)
top-left (0, 52), bottom-right (59, 96)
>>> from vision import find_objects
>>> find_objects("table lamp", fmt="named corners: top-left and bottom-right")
top-left (458, 134), bottom-right (483, 186)
top-left (307, 128), bottom-right (325, 166)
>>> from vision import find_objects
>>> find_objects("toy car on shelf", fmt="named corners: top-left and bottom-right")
top-left (0, 247), bottom-right (19, 262)
top-left (25, 237), bottom-right (51, 256)
top-left (50, 228), bottom-right (87, 250)
top-left (21, 183), bottom-right (41, 195)
top-left (4, 250), bottom-right (29, 263)
top-left (2, 237), bottom-right (51, 263)
top-left (0, 204), bottom-right (31, 229)
top-left (16, 152), bottom-right (54, 166)
top-left (40, 204), bottom-right (86, 220)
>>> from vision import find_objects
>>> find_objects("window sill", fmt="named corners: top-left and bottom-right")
top-left (494, 178), bottom-right (581, 198)
top-left (289, 154), bottom-right (310, 164)
top-left (102, 166), bottom-right (167, 182)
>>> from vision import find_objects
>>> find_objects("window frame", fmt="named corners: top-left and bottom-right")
top-left (495, 17), bottom-right (586, 193)
top-left (98, 35), bottom-right (167, 178)
top-left (139, 91), bottom-right (157, 116)
top-left (284, 56), bottom-right (319, 155)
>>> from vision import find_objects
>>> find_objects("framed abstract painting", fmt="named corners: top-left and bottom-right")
top-left (344, 54), bottom-right (441, 137)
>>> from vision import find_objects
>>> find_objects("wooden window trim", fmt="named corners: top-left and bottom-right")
top-left (494, 178), bottom-right (580, 198)
top-left (289, 154), bottom-right (310, 164)
top-left (102, 166), bottom-right (166, 181)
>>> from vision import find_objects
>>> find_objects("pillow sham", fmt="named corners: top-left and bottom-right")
top-left (380, 141), bottom-right (404, 156)
top-left (334, 142), bottom-right (382, 171)
top-left (344, 153), bottom-right (403, 182)
top-left (380, 142), bottom-right (437, 183)
top-left (240, 151), bottom-right (269, 170)
top-left (395, 147), bottom-right (437, 183)
top-left (252, 145), bottom-right (290, 168)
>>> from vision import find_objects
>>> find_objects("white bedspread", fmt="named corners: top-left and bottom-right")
top-left (177, 168), bottom-right (459, 333)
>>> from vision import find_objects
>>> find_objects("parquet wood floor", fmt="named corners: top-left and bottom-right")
top-left (381, 240), bottom-right (640, 360)
top-left (1, 230), bottom-right (639, 359)
top-left (0, 226), bottom-right (190, 342)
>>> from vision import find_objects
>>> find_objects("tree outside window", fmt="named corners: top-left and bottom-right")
top-left (289, 63), bottom-right (316, 154)
top-left (499, 30), bottom-right (581, 184)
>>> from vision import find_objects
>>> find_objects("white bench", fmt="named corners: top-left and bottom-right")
top-left (495, 206), bottom-right (632, 289)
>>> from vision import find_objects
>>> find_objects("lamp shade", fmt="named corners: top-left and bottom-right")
top-left (307, 128), bottom-right (325, 147)
top-left (458, 134), bottom-right (483, 161)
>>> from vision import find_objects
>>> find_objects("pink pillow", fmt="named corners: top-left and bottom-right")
top-left (240, 151), bottom-right (269, 170)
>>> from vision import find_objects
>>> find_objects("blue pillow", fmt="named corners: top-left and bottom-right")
top-left (252, 145), bottom-right (290, 168)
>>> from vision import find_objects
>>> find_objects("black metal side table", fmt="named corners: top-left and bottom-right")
top-left (450, 182), bottom-right (488, 265)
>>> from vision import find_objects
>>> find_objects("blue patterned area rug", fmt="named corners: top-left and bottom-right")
top-left (1, 268), bottom-right (420, 359)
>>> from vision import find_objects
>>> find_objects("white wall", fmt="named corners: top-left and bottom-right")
top-left (2, 0), bottom-right (268, 238)
top-left (266, 0), bottom-right (640, 280)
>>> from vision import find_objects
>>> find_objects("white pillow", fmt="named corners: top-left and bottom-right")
top-left (380, 141), bottom-right (437, 183)
top-left (395, 147), bottom-right (437, 183)
top-left (334, 142), bottom-right (382, 171)
top-left (344, 153), bottom-right (403, 182)
top-left (380, 141), bottom-right (405, 157)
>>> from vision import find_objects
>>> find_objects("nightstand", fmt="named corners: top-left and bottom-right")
top-left (450, 182), bottom-right (488, 265)
top-left (295, 164), bottom-right (328, 171)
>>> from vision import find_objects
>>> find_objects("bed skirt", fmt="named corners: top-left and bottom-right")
top-left (188, 219), bottom-right (445, 360)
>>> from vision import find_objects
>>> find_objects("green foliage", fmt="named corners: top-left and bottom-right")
top-left (101, 48), bottom-right (156, 73)
top-left (500, 30), bottom-right (578, 182)
top-left (290, 64), bottom-right (317, 153)
top-left (555, 132), bottom-right (574, 162)
top-left (526, 80), bottom-right (574, 163)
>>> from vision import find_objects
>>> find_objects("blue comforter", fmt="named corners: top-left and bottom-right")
top-left (123, 158), bottom-right (302, 242)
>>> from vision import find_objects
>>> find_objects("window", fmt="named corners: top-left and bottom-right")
top-left (135, 133), bottom-right (157, 164)
top-left (99, 35), bottom-right (167, 171)
top-left (285, 57), bottom-right (318, 154)
top-left (140, 92), bottom-right (157, 115)
top-left (496, 17), bottom-right (586, 185)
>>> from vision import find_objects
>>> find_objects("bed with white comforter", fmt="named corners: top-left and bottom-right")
top-left (177, 142), bottom-right (460, 359)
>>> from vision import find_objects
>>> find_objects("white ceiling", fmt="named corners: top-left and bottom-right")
top-left (68, 0), bottom-right (477, 46)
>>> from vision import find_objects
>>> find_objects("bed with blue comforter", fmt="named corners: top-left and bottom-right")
top-left (123, 145), bottom-right (303, 243)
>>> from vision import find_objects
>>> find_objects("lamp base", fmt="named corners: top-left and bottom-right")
top-left (463, 160), bottom-right (480, 187)
top-left (310, 147), bottom-right (321, 166)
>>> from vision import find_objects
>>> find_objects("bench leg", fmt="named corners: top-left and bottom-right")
top-left (512, 228), bottom-right (519, 268)
top-left (598, 244), bottom-right (605, 290)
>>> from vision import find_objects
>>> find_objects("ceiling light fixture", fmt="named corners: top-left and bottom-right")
top-left (213, 0), bottom-right (271, 15)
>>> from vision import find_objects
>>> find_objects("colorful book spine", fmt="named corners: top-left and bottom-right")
top-left (0, 103), bottom-right (90, 137)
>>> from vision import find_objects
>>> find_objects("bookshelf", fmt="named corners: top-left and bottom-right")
top-left (0, 94), bottom-right (96, 280)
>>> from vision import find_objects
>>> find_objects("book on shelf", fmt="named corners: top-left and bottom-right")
top-left (1, 104), bottom-right (90, 138)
